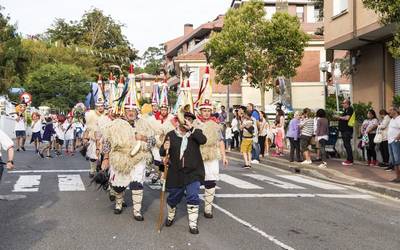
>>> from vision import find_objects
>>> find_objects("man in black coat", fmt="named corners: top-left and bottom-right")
top-left (160, 112), bottom-right (207, 234)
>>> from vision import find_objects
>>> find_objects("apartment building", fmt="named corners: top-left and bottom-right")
top-left (324, 0), bottom-right (398, 110)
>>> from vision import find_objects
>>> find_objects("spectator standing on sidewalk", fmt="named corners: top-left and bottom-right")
top-left (315, 109), bottom-right (329, 168)
top-left (258, 111), bottom-right (269, 157)
top-left (336, 99), bottom-right (354, 166)
top-left (240, 111), bottom-right (254, 169)
top-left (251, 114), bottom-right (260, 164)
top-left (247, 103), bottom-right (260, 121)
top-left (300, 108), bottom-right (314, 165)
top-left (13, 104), bottom-right (27, 152)
top-left (231, 111), bottom-right (240, 149)
top-left (378, 109), bottom-right (391, 168)
top-left (273, 109), bottom-right (285, 157)
top-left (225, 122), bottom-right (233, 152)
top-left (387, 106), bottom-right (400, 182)
top-left (218, 105), bottom-right (228, 124)
top-left (286, 111), bottom-right (301, 162)
top-left (361, 109), bottom-right (379, 166)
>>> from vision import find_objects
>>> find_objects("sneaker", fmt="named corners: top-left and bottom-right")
top-left (390, 178), bottom-right (400, 183)
top-left (38, 151), bottom-right (44, 158)
top-left (21, 147), bottom-right (26, 151)
top-left (342, 160), bottom-right (353, 166)
top-left (384, 166), bottom-right (394, 171)
top-left (251, 160), bottom-right (259, 164)
top-left (372, 160), bottom-right (378, 166)
top-left (16, 148), bottom-right (20, 152)
top-left (318, 162), bottom-right (327, 168)
top-left (46, 155), bottom-right (53, 159)
top-left (244, 165), bottom-right (251, 169)
top-left (301, 160), bottom-right (312, 165)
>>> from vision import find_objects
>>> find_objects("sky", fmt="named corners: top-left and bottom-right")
top-left (1, 0), bottom-right (232, 55)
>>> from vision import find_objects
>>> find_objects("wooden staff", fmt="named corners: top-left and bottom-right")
top-left (157, 138), bottom-right (170, 233)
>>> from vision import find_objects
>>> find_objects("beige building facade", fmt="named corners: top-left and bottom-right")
top-left (324, 0), bottom-right (398, 110)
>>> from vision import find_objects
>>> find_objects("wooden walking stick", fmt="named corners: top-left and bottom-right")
top-left (157, 138), bottom-right (170, 233)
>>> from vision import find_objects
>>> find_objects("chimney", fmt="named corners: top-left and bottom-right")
top-left (184, 24), bottom-right (193, 36)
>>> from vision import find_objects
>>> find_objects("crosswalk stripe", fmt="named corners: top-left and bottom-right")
top-left (13, 175), bottom-right (41, 192)
top-left (219, 174), bottom-right (263, 189)
top-left (213, 193), bottom-right (374, 199)
top-left (244, 174), bottom-right (306, 189)
top-left (58, 175), bottom-right (85, 191)
top-left (278, 175), bottom-right (346, 190)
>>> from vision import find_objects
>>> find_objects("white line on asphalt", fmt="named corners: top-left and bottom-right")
top-left (219, 174), bottom-right (263, 189)
top-left (244, 174), bottom-right (306, 189)
top-left (200, 185), bottom-right (221, 190)
top-left (12, 175), bottom-right (41, 192)
top-left (58, 175), bottom-right (86, 191)
top-left (278, 175), bottom-right (347, 190)
top-left (209, 201), bottom-right (295, 250)
top-left (212, 193), bottom-right (375, 199)
top-left (9, 169), bottom-right (89, 173)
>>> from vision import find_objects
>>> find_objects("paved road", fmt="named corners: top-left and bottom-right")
top-left (1, 149), bottom-right (400, 250)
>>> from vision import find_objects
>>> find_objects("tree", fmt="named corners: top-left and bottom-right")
top-left (0, 6), bottom-right (28, 94)
top-left (24, 63), bottom-right (90, 110)
top-left (205, 0), bottom-right (309, 110)
top-left (362, 0), bottom-right (400, 58)
top-left (312, 0), bottom-right (324, 35)
top-left (141, 45), bottom-right (164, 75)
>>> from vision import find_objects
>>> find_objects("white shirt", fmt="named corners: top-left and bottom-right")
top-left (231, 118), bottom-right (239, 132)
top-left (0, 129), bottom-right (14, 158)
top-left (225, 127), bottom-right (233, 140)
top-left (31, 120), bottom-right (43, 133)
top-left (54, 122), bottom-right (65, 140)
top-left (388, 116), bottom-right (400, 143)
top-left (63, 122), bottom-right (75, 140)
top-left (14, 115), bottom-right (26, 131)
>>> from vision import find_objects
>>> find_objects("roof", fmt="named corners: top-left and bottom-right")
top-left (165, 15), bottom-right (224, 57)
top-left (164, 36), bottom-right (184, 53)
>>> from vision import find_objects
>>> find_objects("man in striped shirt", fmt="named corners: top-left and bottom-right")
top-left (300, 108), bottom-right (314, 165)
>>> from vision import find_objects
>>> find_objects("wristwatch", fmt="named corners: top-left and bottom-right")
top-left (7, 160), bottom-right (14, 164)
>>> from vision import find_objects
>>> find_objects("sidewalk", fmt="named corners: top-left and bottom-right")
top-left (227, 149), bottom-right (400, 199)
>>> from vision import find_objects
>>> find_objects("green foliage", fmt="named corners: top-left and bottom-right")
top-left (362, 0), bottom-right (400, 58)
top-left (393, 95), bottom-right (400, 108)
top-left (141, 46), bottom-right (164, 75)
top-left (353, 102), bottom-right (373, 124)
top-left (205, 0), bottom-right (309, 110)
top-left (25, 63), bottom-right (90, 111)
top-left (0, 6), bottom-right (29, 94)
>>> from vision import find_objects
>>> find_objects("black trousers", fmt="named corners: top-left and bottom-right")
top-left (288, 137), bottom-right (301, 162)
top-left (367, 133), bottom-right (377, 161)
top-left (258, 135), bottom-right (266, 156)
top-left (341, 131), bottom-right (353, 162)
top-left (380, 140), bottom-right (390, 164)
top-left (319, 139), bottom-right (328, 161)
top-left (233, 131), bottom-right (240, 148)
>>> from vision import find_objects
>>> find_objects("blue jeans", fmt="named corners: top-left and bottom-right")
top-left (251, 142), bottom-right (260, 161)
top-left (167, 181), bottom-right (201, 207)
top-left (389, 141), bottom-right (400, 166)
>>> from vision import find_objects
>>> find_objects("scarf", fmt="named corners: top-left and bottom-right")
top-left (174, 128), bottom-right (192, 160)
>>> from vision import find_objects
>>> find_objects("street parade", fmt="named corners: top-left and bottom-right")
top-left (1, 1), bottom-right (400, 249)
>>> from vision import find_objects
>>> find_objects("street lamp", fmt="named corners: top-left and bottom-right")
top-left (319, 61), bottom-right (331, 109)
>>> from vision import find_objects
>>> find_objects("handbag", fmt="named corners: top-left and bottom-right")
top-left (373, 128), bottom-right (383, 144)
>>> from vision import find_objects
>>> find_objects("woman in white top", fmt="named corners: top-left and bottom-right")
top-left (30, 112), bottom-right (43, 153)
top-left (258, 111), bottom-right (269, 157)
top-left (378, 109), bottom-right (391, 167)
top-left (14, 112), bottom-right (26, 151)
top-left (361, 109), bottom-right (379, 166)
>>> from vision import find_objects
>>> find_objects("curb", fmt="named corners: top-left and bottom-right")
top-left (227, 152), bottom-right (400, 200)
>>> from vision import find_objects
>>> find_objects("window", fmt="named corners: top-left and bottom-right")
top-left (333, 0), bottom-right (348, 16)
top-left (264, 6), bottom-right (276, 20)
top-left (307, 5), bottom-right (318, 23)
top-left (296, 6), bottom-right (304, 23)
top-left (189, 67), bottom-right (200, 89)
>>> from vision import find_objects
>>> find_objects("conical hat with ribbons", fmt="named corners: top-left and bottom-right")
top-left (124, 64), bottom-right (140, 110)
top-left (95, 75), bottom-right (105, 107)
top-left (159, 78), bottom-right (169, 108)
top-left (197, 65), bottom-right (213, 110)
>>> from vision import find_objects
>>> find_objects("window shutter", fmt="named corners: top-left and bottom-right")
top-left (395, 59), bottom-right (400, 95)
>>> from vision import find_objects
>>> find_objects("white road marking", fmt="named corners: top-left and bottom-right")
top-left (200, 185), bottom-right (221, 190)
top-left (213, 193), bottom-right (374, 199)
top-left (209, 201), bottom-right (295, 250)
top-left (219, 174), bottom-right (263, 189)
top-left (278, 175), bottom-right (346, 190)
top-left (244, 174), bottom-right (305, 189)
top-left (13, 175), bottom-right (41, 192)
top-left (0, 194), bottom-right (27, 200)
top-left (9, 169), bottom-right (89, 173)
top-left (58, 175), bottom-right (85, 191)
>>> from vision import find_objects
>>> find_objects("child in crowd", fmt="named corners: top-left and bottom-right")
top-left (240, 111), bottom-right (254, 169)
top-left (30, 112), bottom-right (43, 153)
top-left (225, 122), bottom-right (233, 151)
top-left (63, 114), bottom-right (76, 155)
top-left (39, 117), bottom-right (55, 158)
top-left (54, 115), bottom-right (66, 156)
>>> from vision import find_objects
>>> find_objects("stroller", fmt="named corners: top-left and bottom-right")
top-left (326, 126), bottom-right (340, 158)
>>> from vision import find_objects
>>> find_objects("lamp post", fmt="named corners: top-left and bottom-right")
top-left (319, 62), bottom-right (330, 109)
top-left (333, 63), bottom-right (342, 112)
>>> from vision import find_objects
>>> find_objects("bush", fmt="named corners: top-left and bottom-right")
top-left (353, 102), bottom-right (373, 124)
top-left (393, 95), bottom-right (400, 108)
